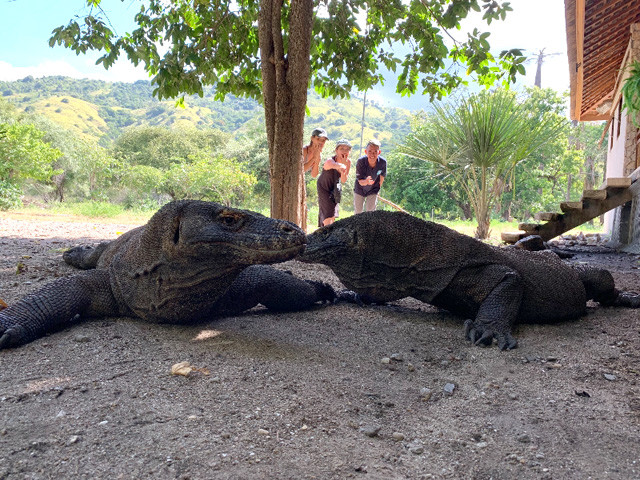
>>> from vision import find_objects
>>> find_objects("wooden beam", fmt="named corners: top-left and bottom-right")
top-left (560, 201), bottom-right (583, 212)
top-left (377, 196), bottom-right (408, 213)
top-left (574, 0), bottom-right (585, 120)
top-left (501, 231), bottom-right (527, 244)
top-left (534, 212), bottom-right (563, 221)
top-left (581, 189), bottom-right (608, 200)
top-left (601, 177), bottom-right (632, 188)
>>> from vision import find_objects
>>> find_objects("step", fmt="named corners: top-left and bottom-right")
top-left (534, 212), bottom-right (563, 221)
top-left (501, 231), bottom-right (527, 243)
top-left (581, 189), bottom-right (607, 200)
top-left (560, 201), bottom-right (583, 212)
top-left (600, 177), bottom-right (632, 189)
top-left (517, 222), bottom-right (542, 233)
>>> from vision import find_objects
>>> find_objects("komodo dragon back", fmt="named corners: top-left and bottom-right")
top-left (301, 210), bottom-right (492, 302)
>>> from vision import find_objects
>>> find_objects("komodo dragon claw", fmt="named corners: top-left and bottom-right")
top-left (0, 325), bottom-right (26, 350)
top-left (464, 319), bottom-right (518, 350)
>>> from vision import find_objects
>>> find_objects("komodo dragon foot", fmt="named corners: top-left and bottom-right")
top-left (464, 319), bottom-right (518, 350)
top-left (334, 290), bottom-right (365, 306)
top-left (611, 291), bottom-right (640, 308)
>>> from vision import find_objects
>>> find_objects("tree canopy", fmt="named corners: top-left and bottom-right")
top-left (50, 0), bottom-right (526, 226)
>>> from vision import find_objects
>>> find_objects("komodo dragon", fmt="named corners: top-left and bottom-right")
top-left (0, 200), bottom-right (335, 349)
top-left (299, 211), bottom-right (640, 350)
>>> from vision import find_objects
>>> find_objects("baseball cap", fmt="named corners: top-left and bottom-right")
top-left (335, 139), bottom-right (352, 148)
top-left (311, 128), bottom-right (328, 138)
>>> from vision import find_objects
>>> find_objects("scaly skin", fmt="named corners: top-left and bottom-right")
top-left (1, 201), bottom-right (335, 349)
top-left (299, 211), bottom-right (640, 350)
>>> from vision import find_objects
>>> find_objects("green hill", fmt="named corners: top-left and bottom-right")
top-left (0, 76), bottom-right (413, 149)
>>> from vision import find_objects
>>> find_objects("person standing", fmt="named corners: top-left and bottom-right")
top-left (300, 127), bottom-right (329, 231)
top-left (353, 139), bottom-right (386, 213)
top-left (317, 139), bottom-right (352, 226)
top-left (302, 127), bottom-right (329, 178)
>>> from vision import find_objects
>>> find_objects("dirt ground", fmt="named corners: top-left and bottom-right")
top-left (0, 214), bottom-right (639, 480)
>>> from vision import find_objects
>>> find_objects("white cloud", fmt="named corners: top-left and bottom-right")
top-left (0, 58), bottom-right (150, 83)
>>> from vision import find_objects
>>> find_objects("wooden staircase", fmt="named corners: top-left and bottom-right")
top-left (501, 177), bottom-right (637, 243)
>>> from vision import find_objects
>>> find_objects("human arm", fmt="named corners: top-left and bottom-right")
top-left (357, 175), bottom-right (375, 186)
top-left (302, 145), bottom-right (321, 178)
top-left (340, 158), bottom-right (351, 183)
top-left (355, 158), bottom-right (373, 186)
top-left (323, 157), bottom-right (347, 173)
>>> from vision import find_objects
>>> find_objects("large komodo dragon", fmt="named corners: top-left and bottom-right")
top-left (299, 211), bottom-right (640, 350)
top-left (0, 200), bottom-right (335, 349)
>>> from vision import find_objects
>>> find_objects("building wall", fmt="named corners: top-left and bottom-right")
top-left (604, 102), bottom-right (628, 233)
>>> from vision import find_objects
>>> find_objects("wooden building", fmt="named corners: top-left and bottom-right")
top-left (565, 0), bottom-right (640, 251)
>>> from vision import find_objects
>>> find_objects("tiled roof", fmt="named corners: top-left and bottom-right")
top-left (565, 0), bottom-right (640, 120)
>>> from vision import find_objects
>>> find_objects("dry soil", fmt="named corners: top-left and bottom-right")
top-left (0, 214), bottom-right (639, 480)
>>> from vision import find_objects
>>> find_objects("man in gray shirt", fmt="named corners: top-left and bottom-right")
top-left (353, 139), bottom-right (387, 213)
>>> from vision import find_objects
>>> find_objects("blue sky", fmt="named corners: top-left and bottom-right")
top-left (0, 0), bottom-right (569, 111)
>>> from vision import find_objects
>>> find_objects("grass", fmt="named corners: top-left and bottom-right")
top-left (2, 202), bottom-right (155, 224)
top-left (2, 201), bottom-right (607, 243)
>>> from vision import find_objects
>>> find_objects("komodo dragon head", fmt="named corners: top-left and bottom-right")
top-left (156, 200), bottom-right (306, 265)
top-left (109, 201), bottom-right (307, 322)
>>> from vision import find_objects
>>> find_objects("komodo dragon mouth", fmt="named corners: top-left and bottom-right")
top-left (222, 243), bottom-right (306, 257)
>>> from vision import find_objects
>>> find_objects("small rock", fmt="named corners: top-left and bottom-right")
top-left (73, 335), bottom-right (91, 343)
top-left (408, 442), bottom-right (424, 455)
top-left (443, 383), bottom-right (456, 395)
top-left (381, 357), bottom-right (391, 365)
top-left (67, 435), bottom-right (80, 445)
top-left (407, 363), bottom-right (415, 372)
top-left (390, 353), bottom-right (403, 362)
top-left (419, 387), bottom-right (432, 401)
top-left (391, 432), bottom-right (405, 442)
top-left (359, 425), bottom-right (381, 437)
top-left (257, 428), bottom-right (269, 436)
top-left (517, 434), bottom-right (531, 443)
top-left (476, 441), bottom-right (488, 449)
top-left (604, 373), bottom-right (616, 381)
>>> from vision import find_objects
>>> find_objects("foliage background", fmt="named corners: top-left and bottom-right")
top-left (0, 76), bottom-right (607, 232)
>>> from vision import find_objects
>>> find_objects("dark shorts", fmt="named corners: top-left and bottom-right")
top-left (318, 189), bottom-right (338, 226)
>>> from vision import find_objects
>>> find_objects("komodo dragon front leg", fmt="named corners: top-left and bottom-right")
top-left (0, 270), bottom-right (121, 349)
top-left (572, 264), bottom-right (640, 307)
top-left (432, 265), bottom-right (522, 350)
top-left (211, 265), bottom-right (337, 316)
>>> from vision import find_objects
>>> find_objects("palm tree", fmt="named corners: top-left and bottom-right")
top-left (398, 89), bottom-right (564, 239)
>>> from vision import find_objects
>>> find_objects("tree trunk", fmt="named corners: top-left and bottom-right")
top-left (258, 0), bottom-right (313, 227)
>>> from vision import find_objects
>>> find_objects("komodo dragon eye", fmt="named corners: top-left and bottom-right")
top-left (218, 213), bottom-right (243, 229)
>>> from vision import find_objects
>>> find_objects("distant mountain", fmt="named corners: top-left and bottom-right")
top-left (0, 76), bottom-right (413, 149)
